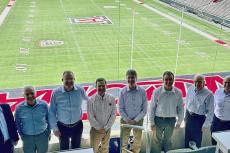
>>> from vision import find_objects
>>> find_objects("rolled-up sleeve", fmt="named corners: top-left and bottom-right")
top-left (48, 92), bottom-right (58, 131)
top-left (119, 91), bottom-right (129, 122)
top-left (134, 90), bottom-right (147, 122)
top-left (176, 91), bottom-right (184, 125)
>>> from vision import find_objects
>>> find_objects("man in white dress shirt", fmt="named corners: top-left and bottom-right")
top-left (211, 75), bottom-right (230, 145)
top-left (184, 74), bottom-right (214, 148)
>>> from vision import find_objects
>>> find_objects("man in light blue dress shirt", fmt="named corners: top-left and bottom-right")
top-left (49, 71), bottom-right (88, 150)
top-left (119, 69), bottom-right (147, 153)
top-left (150, 71), bottom-right (184, 153)
top-left (211, 75), bottom-right (230, 145)
top-left (15, 86), bottom-right (50, 153)
top-left (184, 74), bottom-right (214, 148)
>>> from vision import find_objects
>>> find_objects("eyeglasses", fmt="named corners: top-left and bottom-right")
top-left (25, 92), bottom-right (34, 96)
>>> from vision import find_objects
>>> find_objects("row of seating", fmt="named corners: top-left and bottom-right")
top-left (172, 0), bottom-right (230, 21)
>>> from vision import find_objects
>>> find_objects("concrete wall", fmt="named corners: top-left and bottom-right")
top-left (15, 127), bottom-right (212, 153)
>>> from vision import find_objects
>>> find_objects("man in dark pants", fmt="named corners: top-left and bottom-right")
top-left (150, 71), bottom-right (184, 153)
top-left (184, 74), bottom-right (214, 148)
top-left (49, 71), bottom-right (88, 150)
top-left (0, 104), bottom-right (19, 153)
top-left (211, 75), bottom-right (230, 145)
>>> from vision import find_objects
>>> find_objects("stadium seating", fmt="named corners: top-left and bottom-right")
top-left (160, 0), bottom-right (230, 27)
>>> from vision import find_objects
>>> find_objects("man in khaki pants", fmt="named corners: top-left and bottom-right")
top-left (87, 78), bottom-right (116, 153)
top-left (119, 69), bottom-right (147, 153)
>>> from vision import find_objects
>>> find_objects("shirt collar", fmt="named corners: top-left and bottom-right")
top-left (162, 86), bottom-right (175, 93)
top-left (96, 93), bottom-right (106, 100)
top-left (194, 87), bottom-right (205, 93)
top-left (24, 100), bottom-right (38, 107)
top-left (61, 85), bottom-right (78, 93)
top-left (126, 85), bottom-right (139, 91)
top-left (223, 88), bottom-right (230, 96)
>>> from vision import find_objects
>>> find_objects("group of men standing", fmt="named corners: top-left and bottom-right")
top-left (0, 70), bottom-right (230, 153)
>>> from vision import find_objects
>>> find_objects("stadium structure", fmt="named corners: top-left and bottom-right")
top-left (0, 0), bottom-right (229, 152)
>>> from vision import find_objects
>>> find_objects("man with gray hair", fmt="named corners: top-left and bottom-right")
top-left (15, 86), bottom-right (50, 153)
top-left (119, 69), bottom-right (147, 153)
top-left (211, 75), bottom-right (230, 145)
top-left (184, 74), bottom-right (214, 148)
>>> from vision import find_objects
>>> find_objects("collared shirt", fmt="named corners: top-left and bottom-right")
top-left (186, 86), bottom-right (214, 128)
top-left (119, 86), bottom-right (147, 122)
top-left (15, 99), bottom-right (49, 135)
top-left (150, 86), bottom-right (184, 126)
top-left (214, 88), bottom-right (230, 121)
top-left (87, 93), bottom-right (116, 131)
top-left (0, 107), bottom-right (10, 141)
top-left (49, 85), bottom-right (88, 131)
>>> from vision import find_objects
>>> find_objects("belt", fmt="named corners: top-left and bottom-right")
top-left (187, 111), bottom-right (204, 117)
top-left (218, 118), bottom-right (230, 123)
top-left (58, 120), bottom-right (81, 128)
top-left (156, 116), bottom-right (175, 120)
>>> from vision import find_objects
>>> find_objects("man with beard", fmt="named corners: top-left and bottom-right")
top-left (184, 74), bottom-right (214, 148)
top-left (49, 71), bottom-right (88, 150)
top-left (87, 78), bottom-right (116, 153)
top-left (150, 71), bottom-right (184, 153)
top-left (119, 69), bottom-right (147, 153)
top-left (211, 75), bottom-right (230, 145)
top-left (15, 86), bottom-right (50, 153)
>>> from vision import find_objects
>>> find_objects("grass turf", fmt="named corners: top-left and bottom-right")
top-left (0, 0), bottom-right (229, 89)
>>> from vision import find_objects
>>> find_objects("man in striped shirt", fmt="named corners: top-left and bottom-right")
top-left (87, 78), bottom-right (116, 153)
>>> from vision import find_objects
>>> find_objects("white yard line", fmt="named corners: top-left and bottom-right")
top-left (133, 0), bottom-right (228, 46)
top-left (0, 1), bottom-right (16, 27)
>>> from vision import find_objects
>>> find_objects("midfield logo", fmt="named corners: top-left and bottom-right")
top-left (40, 40), bottom-right (64, 47)
top-left (69, 16), bottom-right (112, 25)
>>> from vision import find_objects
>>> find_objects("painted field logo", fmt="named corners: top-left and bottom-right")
top-left (69, 16), bottom-right (112, 25)
top-left (40, 40), bottom-right (64, 47)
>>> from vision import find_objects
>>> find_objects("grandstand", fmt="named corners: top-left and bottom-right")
top-left (159, 0), bottom-right (230, 27)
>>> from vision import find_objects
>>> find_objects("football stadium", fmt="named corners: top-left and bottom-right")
top-left (0, 0), bottom-right (230, 152)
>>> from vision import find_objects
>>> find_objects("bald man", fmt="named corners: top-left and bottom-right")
top-left (184, 74), bottom-right (214, 148)
top-left (211, 75), bottom-right (230, 145)
top-left (15, 86), bottom-right (50, 153)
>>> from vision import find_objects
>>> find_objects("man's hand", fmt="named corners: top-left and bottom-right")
top-left (98, 128), bottom-right (106, 134)
top-left (13, 140), bottom-right (18, 146)
top-left (175, 123), bottom-right (181, 128)
top-left (126, 119), bottom-right (136, 125)
top-left (54, 130), bottom-right (61, 137)
top-left (151, 125), bottom-right (156, 131)
top-left (202, 127), bottom-right (209, 132)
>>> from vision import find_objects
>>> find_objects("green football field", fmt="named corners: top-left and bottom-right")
top-left (0, 0), bottom-right (229, 89)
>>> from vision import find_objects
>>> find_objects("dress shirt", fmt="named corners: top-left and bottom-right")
top-left (119, 86), bottom-right (147, 122)
top-left (150, 86), bottom-right (184, 126)
top-left (87, 93), bottom-right (116, 131)
top-left (214, 88), bottom-right (230, 121)
top-left (49, 85), bottom-right (88, 131)
top-left (0, 107), bottom-right (10, 141)
top-left (186, 86), bottom-right (214, 128)
top-left (15, 99), bottom-right (49, 135)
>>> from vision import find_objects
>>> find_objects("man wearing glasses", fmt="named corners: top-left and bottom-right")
top-left (184, 74), bottom-right (214, 148)
top-left (211, 75), bottom-right (230, 145)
